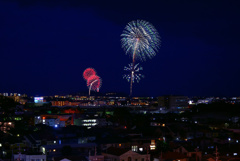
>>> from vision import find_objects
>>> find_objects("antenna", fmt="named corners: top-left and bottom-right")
top-left (214, 146), bottom-right (219, 161)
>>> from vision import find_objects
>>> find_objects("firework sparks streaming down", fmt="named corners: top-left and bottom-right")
top-left (121, 20), bottom-right (160, 97)
top-left (87, 75), bottom-right (102, 94)
top-left (83, 68), bottom-right (102, 96)
top-left (121, 20), bottom-right (161, 62)
top-left (123, 63), bottom-right (144, 83)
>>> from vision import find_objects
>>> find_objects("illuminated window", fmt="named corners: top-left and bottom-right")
top-left (150, 145), bottom-right (156, 150)
top-left (132, 146), bottom-right (138, 152)
top-left (42, 147), bottom-right (45, 154)
top-left (151, 140), bottom-right (155, 145)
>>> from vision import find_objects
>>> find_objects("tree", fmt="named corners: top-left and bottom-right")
top-left (156, 140), bottom-right (169, 152)
top-left (61, 145), bottom-right (72, 156)
top-left (0, 96), bottom-right (19, 113)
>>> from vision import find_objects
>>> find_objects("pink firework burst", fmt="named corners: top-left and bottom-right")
top-left (83, 68), bottom-right (96, 80)
top-left (87, 75), bottom-right (102, 92)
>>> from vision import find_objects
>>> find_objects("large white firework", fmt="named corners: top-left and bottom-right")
top-left (121, 20), bottom-right (161, 62)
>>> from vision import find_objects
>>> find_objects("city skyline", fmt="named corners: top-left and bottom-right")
top-left (1, 0), bottom-right (240, 97)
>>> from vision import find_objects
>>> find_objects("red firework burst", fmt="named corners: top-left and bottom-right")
top-left (83, 68), bottom-right (96, 80)
top-left (87, 75), bottom-right (102, 92)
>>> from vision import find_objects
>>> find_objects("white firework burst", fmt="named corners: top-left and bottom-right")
top-left (123, 63), bottom-right (144, 83)
top-left (121, 20), bottom-right (160, 62)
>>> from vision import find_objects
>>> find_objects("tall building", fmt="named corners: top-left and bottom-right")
top-left (158, 95), bottom-right (188, 111)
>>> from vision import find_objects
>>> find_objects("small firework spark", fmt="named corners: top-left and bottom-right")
top-left (123, 63), bottom-right (144, 83)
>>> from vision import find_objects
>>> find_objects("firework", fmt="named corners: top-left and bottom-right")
top-left (83, 68), bottom-right (96, 80)
top-left (87, 75), bottom-right (102, 96)
top-left (83, 68), bottom-right (102, 96)
top-left (121, 20), bottom-right (160, 97)
top-left (123, 63), bottom-right (144, 83)
top-left (121, 20), bottom-right (160, 62)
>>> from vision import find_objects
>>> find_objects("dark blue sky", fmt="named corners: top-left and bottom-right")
top-left (1, 0), bottom-right (240, 97)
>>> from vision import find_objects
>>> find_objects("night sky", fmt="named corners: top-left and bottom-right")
top-left (1, 0), bottom-right (240, 97)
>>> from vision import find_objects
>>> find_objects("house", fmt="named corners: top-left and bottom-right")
top-left (53, 156), bottom-right (88, 161)
top-left (173, 146), bottom-right (202, 161)
top-left (154, 152), bottom-right (188, 161)
top-left (40, 143), bottom-right (96, 160)
top-left (102, 147), bottom-right (149, 161)
top-left (89, 155), bottom-right (104, 161)
top-left (13, 152), bottom-right (46, 161)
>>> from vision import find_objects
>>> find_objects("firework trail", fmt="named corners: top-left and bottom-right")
top-left (121, 20), bottom-right (160, 97)
top-left (87, 75), bottom-right (102, 96)
top-left (123, 63), bottom-right (144, 83)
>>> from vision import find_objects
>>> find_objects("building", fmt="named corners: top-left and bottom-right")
top-left (173, 146), bottom-right (202, 161)
top-left (89, 155), bottom-right (104, 161)
top-left (0, 121), bottom-right (14, 133)
top-left (154, 152), bottom-right (188, 161)
top-left (158, 95), bottom-right (188, 111)
top-left (102, 147), bottom-right (149, 161)
top-left (40, 143), bottom-right (96, 160)
top-left (13, 153), bottom-right (46, 161)
top-left (34, 115), bottom-right (73, 127)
